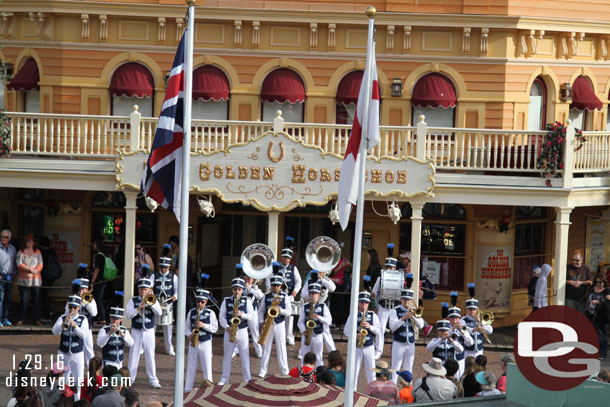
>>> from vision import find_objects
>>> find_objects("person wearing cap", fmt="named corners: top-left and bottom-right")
top-left (389, 285), bottom-right (424, 382)
top-left (447, 297), bottom-right (472, 379)
top-left (496, 353), bottom-right (514, 394)
top-left (413, 357), bottom-right (457, 402)
top-left (396, 370), bottom-right (414, 403)
top-left (52, 295), bottom-right (89, 401)
top-left (461, 286), bottom-right (493, 359)
top-left (151, 256), bottom-right (178, 356)
top-left (475, 371), bottom-right (501, 396)
top-left (243, 274), bottom-right (264, 358)
top-left (426, 319), bottom-right (464, 364)
top-left (66, 278), bottom-right (97, 366)
top-left (97, 307), bottom-right (134, 369)
top-left (218, 274), bottom-right (255, 385)
top-left (300, 269), bottom-right (337, 354)
top-left (298, 281), bottom-right (332, 368)
top-left (364, 360), bottom-right (400, 404)
top-left (343, 291), bottom-right (380, 390)
top-left (257, 273), bottom-right (291, 378)
top-left (126, 278), bottom-right (162, 388)
top-left (185, 288), bottom-right (218, 391)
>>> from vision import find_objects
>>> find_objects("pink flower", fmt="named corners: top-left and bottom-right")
top-left (547, 141), bottom-right (552, 146)
top-left (559, 163), bottom-right (564, 169)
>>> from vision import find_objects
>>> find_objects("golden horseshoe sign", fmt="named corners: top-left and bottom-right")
top-left (267, 140), bottom-right (285, 163)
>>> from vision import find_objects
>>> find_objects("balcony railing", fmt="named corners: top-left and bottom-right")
top-left (5, 109), bottom-right (610, 184)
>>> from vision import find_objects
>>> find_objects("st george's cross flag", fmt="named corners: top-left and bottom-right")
top-left (337, 27), bottom-right (380, 231)
top-left (141, 34), bottom-right (186, 221)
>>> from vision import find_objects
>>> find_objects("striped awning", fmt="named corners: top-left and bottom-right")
top-left (177, 375), bottom-right (389, 407)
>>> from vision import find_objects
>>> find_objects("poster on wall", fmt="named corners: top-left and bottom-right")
top-left (421, 258), bottom-right (441, 285)
top-left (475, 246), bottom-right (513, 310)
top-left (586, 216), bottom-right (610, 272)
top-left (46, 230), bottom-right (80, 286)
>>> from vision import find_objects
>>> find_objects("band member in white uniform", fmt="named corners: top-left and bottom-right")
top-left (151, 256), bottom-right (178, 356)
top-left (343, 291), bottom-right (379, 391)
top-left (447, 292), bottom-right (472, 379)
top-left (185, 288), bottom-right (218, 391)
top-left (258, 274), bottom-right (291, 378)
top-left (462, 283), bottom-right (493, 358)
top-left (372, 243), bottom-right (401, 359)
top-left (389, 282), bottom-right (424, 382)
top-left (97, 307), bottom-right (134, 369)
top-left (427, 304), bottom-right (464, 364)
top-left (126, 278), bottom-right (162, 388)
top-left (300, 270), bottom-right (337, 355)
top-left (52, 295), bottom-right (88, 401)
top-left (244, 274), bottom-right (264, 358)
top-left (65, 278), bottom-right (97, 366)
top-left (219, 275), bottom-right (255, 385)
top-left (298, 282), bottom-right (331, 367)
top-left (266, 246), bottom-right (302, 346)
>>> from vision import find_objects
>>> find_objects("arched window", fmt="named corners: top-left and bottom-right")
top-left (261, 68), bottom-right (305, 123)
top-left (109, 63), bottom-right (154, 117)
top-left (528, 77), bottom-right (547, 130)
top-left (7, 58), bottom-right (40, 112)
top-left (569, 76), bottom-right (602, 130)
top-left (411, 73), bottom-right (456, 127)
top-left (336, 71), bottom-right (363, 125)
top-left (192, 65), bottom-right (230, 120)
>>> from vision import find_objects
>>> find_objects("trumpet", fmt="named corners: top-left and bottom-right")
top-left (229, 294), bottom-right (241, 343)
top-left (82, 291), bottom-right (93, 305)
top-left (475, 311), bottom-right (494, 344)
top-left (305, 299), bottom-right (317, 346)
top-left (63, 310), bottom-right (76, 330)
top-left (407, 305), bottom-right (424, 328)
top-left (110, 323), bottom-right (123, 337)
top-left (138, 293), bottom-right (156, 319)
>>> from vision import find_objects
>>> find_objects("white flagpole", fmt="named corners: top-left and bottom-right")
top-left (174, 2), bottom-right (194, 406)
top-left (344, 7), bottom-right (376, 407)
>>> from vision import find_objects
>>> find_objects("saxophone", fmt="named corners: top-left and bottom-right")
top-left (191, 307), bottom-right (202, 348)
top-left (258, 293), bottom-right (281, 345)
top-left (229, 294), bottom-right (241, 343)
top-left (304, 298), bottom-right (317, 346)
top-left (356, 311), bottom-right (368, 348)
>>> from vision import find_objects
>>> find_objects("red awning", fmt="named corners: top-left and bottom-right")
top-left (7, 58), bottom-right (39, 91)
top-left (412, 73), bottom-right (456, 108)
top-left (109, 63), bottom-right (154, 98)
top-left (193, 66), bottom-right (230, 101)
top-left (261, 69), bottom-right (305, 103)
top-left (336, 71), bottom-right (363, 105)
top-left (571, 76), bottom-right (602, 111)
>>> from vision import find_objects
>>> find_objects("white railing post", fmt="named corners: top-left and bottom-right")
top-left (563, 119), bottom-right (574, 188)
top-left (273, 110), bottom-right (284, 133)
top-left (416, 115), bottom-right (427, 160)
top-left (130, 105), bottom-right (141, 151)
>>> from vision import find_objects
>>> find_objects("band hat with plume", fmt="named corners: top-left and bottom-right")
top-left (232, 264), bottom-right (246, 288)
top-left (137, 278), bottom-right (153, 288)
top-left (270, 275), bottom-right (283, 286)
top-left (272, 261), bottom-right (282, 275)
top-left (384, 243), bottom-right (398, 268)
top-left (281, 236), bottom-right (295, 258)
top-left (358, 291), bottom-right (371, 303)
top-left (194, 288), bottom-right (209, 300)
top-left (466, 282), bottom-right (479, 309)
top-left (448, 291), bottom-right (461, 317)
top-left (109, 307), bottom-right (124, 319)
top-left (68, 295), bottom-right (82, 307)
top-left (159, 256), bottom-right (172, 268)
top-left (78, 263), bottom-right (88, 269)
top-left (400, 289), bottom-right (413, 300)
top-left (308, 282), bottom-right (321, 294)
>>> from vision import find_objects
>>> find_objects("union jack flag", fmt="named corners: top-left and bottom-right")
top-left (141, 34), bottom-right (186, 221)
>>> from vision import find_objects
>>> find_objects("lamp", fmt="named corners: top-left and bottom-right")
top-left (391, 78), bottom-right (402, 97)
top-left (145, 196), bottom-right (158, 213)
top-left (197, 195), bottom-right (215, 218)
top-left (164, 70), bottom-right (171, 87)
top-left (560, 83), bottom-right (572, 102)
top-left (329, 202), bottom-right (339, 225)
top-left (387, 201), bottom-right (402, 224)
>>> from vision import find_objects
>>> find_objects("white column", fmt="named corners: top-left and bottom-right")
top-left (562, 120), bottom-right (574, 188)
top-left (554, 207), bottom-right (572, 305)
top-left (410, 201), bottom-right (425, 306)
top-left (123, 190), bottom-right (138, 326)
top-left (416, 116), bottom-right (427, 160)
top-left (268, 211), bottom-right (280, 257)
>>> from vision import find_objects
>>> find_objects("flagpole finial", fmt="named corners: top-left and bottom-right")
top-left (186, 0), bottom-right (196, 6)
top-left (366, 6), bottom-right (376, 18)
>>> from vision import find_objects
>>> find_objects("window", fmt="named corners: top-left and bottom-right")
top-left (221, 214), bottom-right (267, 257)
top-left (513, 222), bottom-right (546, 289)
top-left (24, 90), bottom-right (40, 113)
top-left (261, 69), bottom-right (305, 123)
top-left (411, 73), bottom-right (456, 127)
top-left (569, 76), bottom-right (603, 131)
top-left (528, 78), bottom-right (546, 131)
top-left (7, 58), bottom-right (40, 112)
top-left (110, 63), bottom-right (154, 117)
top-left (336, 71), bottom-right (362, 125)
top-left (192, 65), bottom-right (230, 120)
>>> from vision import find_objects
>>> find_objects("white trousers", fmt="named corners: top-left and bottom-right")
top-left (300, 333), bottom-right (324, 368)
top-left (352, 345), bottom-right (375, 391)
top-left (84, 330), bottom-right (94, 366)
top-left (286, 315), bottom-right (295, 343)
top-left (59, 351), bottom-right (84, 401)
top-left (128, 328), bottom-right (159, 386)
top-left (258, 321), bottom-right (289, 377)
top-left (162, 323), bottom-right (174, 353)
top-left (374, 306), bottom-right (391, 357)
top-left (219, 328), bottom-right (251, 384)
top-left (248, 312), bottom-right (262, 356)
top-left (322, 324), bottom-right (336, 352)
top-left (390, 341), bottom-right (415, 382)
top-left (185, 339), bottom-right (213, 391)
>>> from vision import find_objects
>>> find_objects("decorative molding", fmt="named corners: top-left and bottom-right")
top-left (310, 23), bottom-right (318, 49)
top-left (30, 12), bottom-right (51, 40)
top-left (422, 32), bottom-right (452, 52)
top-left (386, 25), bottom-right (395, 51)
top-left (1, 12), bottom-right (15, 39)
top-left (81, 14), bottom-right (89, 41)
top-left (118, 20), bottom-right (149, 41)
top-left (599, 36), bottom-right (610, 60)
top-left (517, 29), bottom-right (537, 58)
top-left (403, 25), bottom-right (412, 53)
top-left (176, 18), bottom-right (184, 42)
top-left (157, 17), bottom-right (166, 43)
top-left (462, 27), bottom-right (471, 55)
top-left (480, 27), bottom-right (489, 55)
top-left (99, 15), bottom-right (108, 42)
top-left (328, 23), bottom-right (336, 49)
top-left (252, 21), bottom-right (260, 48)
top-left (346, 29), bottom-right (367, 49)
top-left (234, 20), bottom-right (242, 47)
top-left (560, 32), bottom-right (579, 59)
top-left (270, 26), bottom-right (300, 47)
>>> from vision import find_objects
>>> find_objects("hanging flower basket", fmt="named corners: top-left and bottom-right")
top-left (0, 108), bottom-right (10, 158)
top-left (536, 121), bottom-right (586, 187)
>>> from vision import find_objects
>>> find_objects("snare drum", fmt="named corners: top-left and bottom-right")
top-left (291, 300), bottom-right (303, 317)
top-left (379, 270), bottom-right (403, 301)
top-left (155, 303), bottom-right (174, 326)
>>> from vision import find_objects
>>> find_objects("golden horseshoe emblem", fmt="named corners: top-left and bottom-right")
top-left (267, 140), bottom-right (285, 163)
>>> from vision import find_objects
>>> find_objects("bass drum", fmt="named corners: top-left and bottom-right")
top-left (155, 303), bottom-right (174, 326)
top-left (379, 270), bottom-right (403, 301)
top-left (291, 300), bottom-right (303, 317)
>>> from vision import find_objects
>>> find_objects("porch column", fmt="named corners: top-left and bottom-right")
top-left (410, 201), bottom-right (425, 306)
top-left (268, 211), bottom-right (280, 257)
top-left (123, 190), bottom-right (138, 322)
top-left (554, 207), bottom-right (572, 305)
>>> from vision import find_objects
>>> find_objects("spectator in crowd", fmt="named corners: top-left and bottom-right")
top-left (462, 356), bottom-right (475, 379)
top-left (0, 229), bottom-right (17, 326)
top-left (594, 370), bottom-right (610, 383)
top-left (396, 370), bottom-right (414, 404)
top-left (475, 371), bottom-right (501, 396)
top-left (39, 363), bottom-right (66, 407)
top-left (462, 354), bottom-right (487, 397)
top-left (124, 391), bottom-right (138, 407)
top-left (289, 352), bottom-right (316, 382)
top-left (13, 388), bottom-right (42, 407)
top-left (91, 365), bottom-right (119, 401)
top-left (444, 358), bottom-right (464, 398)
top-left (118, 368), bottom-right (136, 400)
top-left (16, 233), bottom-right (43, 326)
top-left (91, 374), bottom-right (124, 407)
top-left (329, 246), bottom-right (351, 325)
top-left (586, 274), bottom-right (610, 360)
top-left (9, 361), bottom-right (35, 407)
top-left (365, 249), bottom-right (382, 310)
top-left (92, 238), bottom-right (108, 326)
top-left (496, 354), bottom-right (513, 394)
top-left (534, 264), bottom-right (551, 309)
top-left (315, 366), bottom-right (335, 385)
top-left (327, 350), bottom-right (345, 387)
top-left (134, 243), bottom-right (154, 282)
top-left (413, 357), bottom-right (456, 402)
top-left (39, 236), bottom-right (61, 321)
top-left (600, 264), bottom-right (610, 287)
top-left (81, 357), bottom-right (103, 403)
top-left (566, 252), bottom-right (592, 314)
top-left (365, 360), bottom-right (400, 404)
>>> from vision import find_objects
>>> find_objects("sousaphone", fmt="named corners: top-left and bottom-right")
top-left (240, 243), bottom-right (276, 280)
top-left (306, 236), bottom-right (341, 302)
